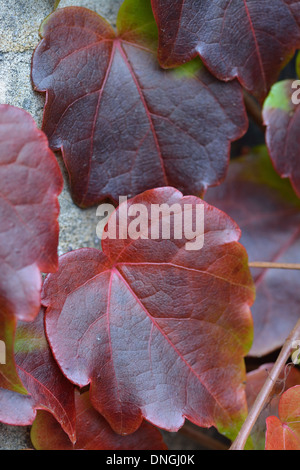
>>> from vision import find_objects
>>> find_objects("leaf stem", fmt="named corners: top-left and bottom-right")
top-left (249, 262), bottom-right (300, 270)
top-left (230, 318), bottom-right (300, 450)
top-left (243, 91), bottom-right (265, 132)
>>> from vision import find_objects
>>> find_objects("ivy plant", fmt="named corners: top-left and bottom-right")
top-left (1, 0), bottom-right (300, 451)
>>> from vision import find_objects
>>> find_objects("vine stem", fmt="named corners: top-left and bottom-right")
top-left (243, 91), bottom-right (265, 132)
top-left (230, 317), bottom-right (300, 450)
top-left (249, 261), bottom-right (300, 270)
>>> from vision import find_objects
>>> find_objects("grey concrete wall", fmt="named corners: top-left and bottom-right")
top-left (0, 0), bottom-right (214, 450)
top-left (0, 0), bottom-right (123, 450)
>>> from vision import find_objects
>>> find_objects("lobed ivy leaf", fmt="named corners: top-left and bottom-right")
top-left (206, 147), bottom-right (300, 356)
top-left (263, 79), bottom-right (300, 198)
top-left (31, 391), bottom-right (167, 450)
top-left (265, 385), bottom-right (300, 450)
top-left (0, 105), bottom-right (63, 322)
top-left (151, 0), bottom-right (300, 102)
top-left (31, 0), bottom-right (247, 208)
top-left (42, 187), bottom-right (254, 440)
top-left (247, 364), bottom-right (300, 450)
top-left (0, 309), bottom-right (76, 443)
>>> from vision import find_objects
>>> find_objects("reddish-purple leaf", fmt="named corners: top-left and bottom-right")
top-left (31, 2), bottom-right (247, 208)
top-left (31, 391), bottom-right (167, 450)
top-left (265, 385), bottom-right (300, 450)
top-left (205, 147), bottom-right (300, 356)
top-left (263, 80), bottom-right (300, 198)
top-left (0, 309), bottom-right (76, 443)
top-left (0, 105), bottom-right (63, 322)
top-left (42, 187), bottom-right (254, 440)
top-left (152, 0), bottom-right (300, 102)
top-left (246, 364), bottom-right (300, 449)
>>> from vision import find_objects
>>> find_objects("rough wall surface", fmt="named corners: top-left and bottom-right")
top-left (0, 0), bottom-right (123, 450)
top-left (0, 0), bottom-right (218, 451)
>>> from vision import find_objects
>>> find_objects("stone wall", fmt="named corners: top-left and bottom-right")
top-left (0, 0), bottom-right (220, 450)
top-left (0, 0), bottom-right (123, 450)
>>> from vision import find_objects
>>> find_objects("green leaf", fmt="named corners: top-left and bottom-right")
top-left (117, 0), bottom-right (158, 49)
top-left (0, 313), bottom-right (27, 395)
top-left (263, 80), bottom-right (294, 113)
top-left (263, 79), bottom-right (300, 198)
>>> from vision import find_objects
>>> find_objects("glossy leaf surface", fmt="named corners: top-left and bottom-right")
top-left (42, 187), bottom-right (254, 439)
top-left (32, 1), bottom-right (247, 208)
top-left (206, 147), bottom-right (300, 356)
top-left (0, 105), bottom-right (63, 322)
top-left (31, 392), bottom-right (167, 450)
top-left (152, 0), bottom-right (300, 101)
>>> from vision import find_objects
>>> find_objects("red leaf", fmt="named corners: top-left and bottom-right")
top-left (31, 391), bottom-right (167, 450)
top-left (152, 0), bottom-right (300, 102)
top-left (266, 385), bottom-right (300, 450)
top-left (263, 80), bottom-right (300, 198)
top-left (205, 147), bottom-right (300, 356)
top-left (246, 364), bottom-right (300, 449)
top-left (0, 309), bottom-right (76, 443)
top-left (42, 187), bottom-right (254, 440)
top-left (31, 2), bottom-right (247, 208)
top-left (0, 105), bottom-right (63, 322)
